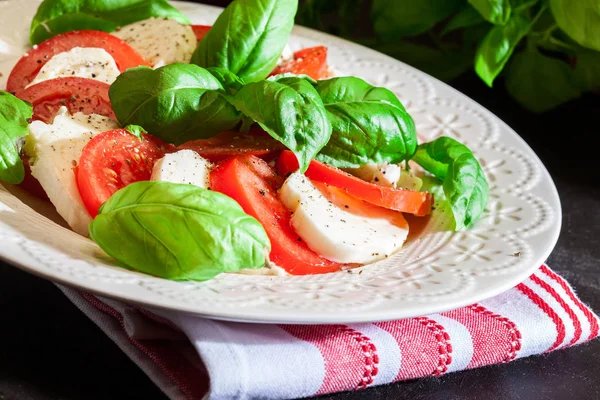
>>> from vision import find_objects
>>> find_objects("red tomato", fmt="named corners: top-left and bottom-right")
top-left (269, 46), bottom-right (329, 80)
top-left (178, 129), bottom-right (284, 162)
top-left (192, 25), bottom-right (211, 42)
top-left (76, 129), bottom-right (173, 217)
top-left (17, 77), bottom-right (115, 123)
top-left (276, 150), bottom-right (433, 216)
top-left (6, 30), bottom-right (149, 95)
top-left (210, 155), bottom-right (342, 275)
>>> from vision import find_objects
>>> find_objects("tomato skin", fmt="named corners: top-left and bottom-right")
top-left (18, 154), bottom-right (48, 200)
top-left (210, 155), bottom-right (342, 275)
top-left (6, 30), bottom-right (149, 95)
top-left (18, 77), bottom-right (115, 123)
top-left (178, 129), bottom-right (284, 162)
top-left (277, 150), bottom-right (433, 216)
top-left (192, 25), bottom-right (211, 42)
top-left (269, 46), bottom-right (329, 80)
top-left (77, 129), bottom-right (173, 217)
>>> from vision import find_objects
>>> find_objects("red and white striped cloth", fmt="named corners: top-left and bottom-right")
top-left (59, 264), bottom-right (599, 400)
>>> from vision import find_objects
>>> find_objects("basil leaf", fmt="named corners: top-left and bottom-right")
top-left (506, 47), bottom-right (581, 113)
top-left (412, 136), bottom-right (488, 230)
top-left (109, 64), bottom-right (241, 145)
top-left (207, 67), bottom-right (245, 96)
top-left (474, 13), bottom-right (532, 86)
top-left (372, 0), bottom-right (463, 38)
top-left (469, 0), bottom-right (512, 25)
top-left (124, 124), bottom-right (147, 140)
top-left (441, 5), bottom-right (486, 36)
top-left (30, 0), bottom-right (189, 45)
top-left (89, 181), bottom-right (270, 281)
top-left (549, 0), bottom-right (600, 52)
top-left (0, 91), bottom-right (33, 184)
top-left (574, 49), bottom-right (600, 92)
top-left (314, 77), bottom-right (417, 168)
top-left (191, 0), bottom-right (297, 83)
top-left (229, 76), bottom-right (332, 173)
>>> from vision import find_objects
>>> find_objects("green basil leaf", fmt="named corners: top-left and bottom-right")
top-left (313, 77), bottom-right (417, 168)
top-left (412, 136), bottom-right (488, 230)
top-left (372, 0), bottom-right (463, 38)
top-left (574, 49), bottom-right (600, 91)
top-left (506, 46), bottom-right (581, 113)
top-left (109, 64), bottom-right (241, 145)
top-left (229, 76), bottom-right (332, 173)
top-left (549, 0), bottom-right (600, 52)
top-left (89, 181), bottom-right (270, 281)
top-left (124, 124), bottom-right (147, 140)
top-left (474, 13), bottom-right (532, 86)
top-left (0, 91), bottom-right (33, 184)
top-left (469, 0), bottom-right (512, 25)
top-left (441, 5), bottom-right (486, 36)
top-left (191, 0), bottom-right (297, 83)
top-left (30, 0), bottom-right (189, 45)
top-left (207, 67), bottom-right (246, 96)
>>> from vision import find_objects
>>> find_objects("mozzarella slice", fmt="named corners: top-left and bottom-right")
top-left (277, 44), bottom-right (294, 66)
top-left (347, 162), bottom-right (423, 190)
top-left (113, 18), bottom-right (196, 68)
top-left (26, 107), bottom-right (118, 236)
top-left (279, 172), bottom-right (409, 264)
top-left (27, 47), bottom-right (120, 88)
top-left (150, 150), bottom-right (212, 188)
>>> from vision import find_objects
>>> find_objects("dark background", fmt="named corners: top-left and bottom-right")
top-left (1, 1), bottom-right (600, 399)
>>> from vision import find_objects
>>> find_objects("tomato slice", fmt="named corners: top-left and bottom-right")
top-left (269, 46), bottom-right (329, 80)
top-left (77, 129), bottom-right (173, 217)
top-left (276, 150), bottom-right (433, 216)
top-left (192, 25), bottom-right (211, 42)
top-left (178, 129), bottom-right (284, 162)
top-left (17, 77), bottom-right (115, 123)
top-left (210, 155), bottom-right (342, 275)
top-left (6, 30), bottom-right (149, 94)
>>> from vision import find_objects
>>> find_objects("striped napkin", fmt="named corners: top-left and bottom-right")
top-left (58, 264), bottom-right (600, 400)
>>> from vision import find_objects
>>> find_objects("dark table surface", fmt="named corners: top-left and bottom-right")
top-left (2, 4), bottom-right (600, 400)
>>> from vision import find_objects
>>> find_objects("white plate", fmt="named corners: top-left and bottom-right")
top-left (0, 0), bottom-right (561, 324)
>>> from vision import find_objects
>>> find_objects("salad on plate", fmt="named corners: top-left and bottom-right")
top-left (0, 0), bottom-right (489, 282)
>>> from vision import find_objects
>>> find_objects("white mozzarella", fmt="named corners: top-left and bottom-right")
top-left (279, 172), bottom-right (409, 264)
top-left (113, 18), bottom-right (196, 68)
top-left (277, 44), bottom-right (294, 66)
top-left (150, 150), bottom-right (212, 188)
top-left (27, 47), bottom-right (120, 88)
top-left (26, 107), bottom-right (118, 236)
top-left (347, 162), bottom-right (423, 191)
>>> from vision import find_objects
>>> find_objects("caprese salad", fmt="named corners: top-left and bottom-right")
top-left (0, 0), bottom-right (488, 281)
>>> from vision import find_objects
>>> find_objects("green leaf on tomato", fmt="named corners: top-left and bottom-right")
top-left (412, 136), bottom-right (488, 230)
top-left (89, 181), bottom-right (270, 281)
top-left (314, 76), bottom-right (417, 168)
top-left (109, 64), bottom-right (241, 145)
top-left (229, 76), bottom-right (332, 173)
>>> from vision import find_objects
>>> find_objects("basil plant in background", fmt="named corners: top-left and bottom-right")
top-left (297, 0), bottom-right (600, 113)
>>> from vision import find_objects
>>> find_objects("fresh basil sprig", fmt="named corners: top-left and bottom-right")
top-left (30, 0), bottom-right (189, 45)
top-left (549, 0), bottom-right (600, 52)
top-left (109, 64), bottom-right (241, 145)
top-left (412, 136), bottom-right (488, 230)
top-left (314, 77), bottom-right (417, 168)
top-left (0, 91), bottom-right (33, 184)
top-left (191, 0), bottom-right (298, 83)
top-left (89, 181), bottom-right (270, 281)
top-left (229, 76), bottom-right (332, 173)
top-left (468, 0), bottom-right (511, 25)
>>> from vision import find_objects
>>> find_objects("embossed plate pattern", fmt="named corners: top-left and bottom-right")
top-left (0, 0), bottom-right (561, 323)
